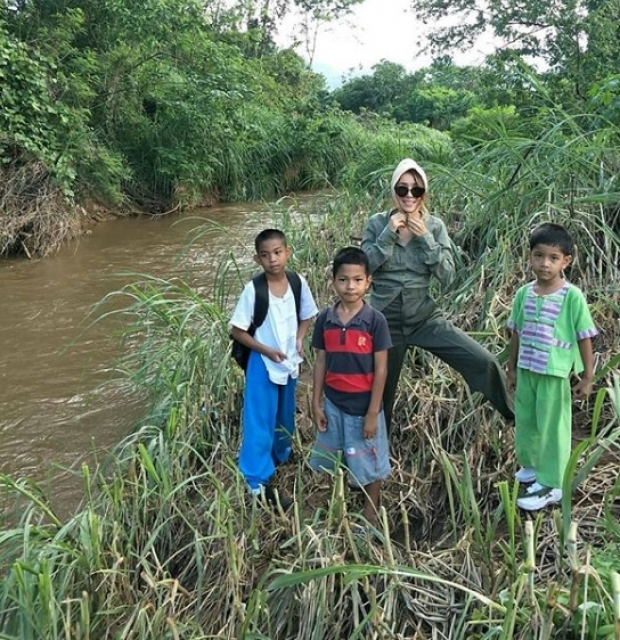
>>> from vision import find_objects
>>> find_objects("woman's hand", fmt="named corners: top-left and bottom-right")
top-left (407, 216), bottom-right (428, 237)
top-left (388, 211), bottom-right (408, 233)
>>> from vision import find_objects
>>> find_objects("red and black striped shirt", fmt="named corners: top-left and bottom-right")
top-left (312, 302), bottom-right (392, 416)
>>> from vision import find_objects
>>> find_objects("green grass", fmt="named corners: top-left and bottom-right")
top-left (1, 109), bottom-right (620, 639)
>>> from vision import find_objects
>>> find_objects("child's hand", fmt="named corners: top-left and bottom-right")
top-left (266, 348), bottom-right (288, 363)
top-left (506, 369), bottom-right (516, 392)
top-left (573, 375), bottom-right (593, 399)
top-left (363, 415), bottom-right (377, 439)
top-left (312, 405), bottom-right (327, 432)
top-left (296, 337), bottom-right (304, 356)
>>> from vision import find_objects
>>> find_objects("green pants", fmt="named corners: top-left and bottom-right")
top-left (379, 291), bottom-right (514, 431)
top-left (515, 369), bottom-right (571, 489)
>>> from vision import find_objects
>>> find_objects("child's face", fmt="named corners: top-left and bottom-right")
top-left (529, 243), bottom-right (572, 285)
top-left (332, 263), bottom-right (371, 304)
top-left (254, 238), bottom-right (291, 275)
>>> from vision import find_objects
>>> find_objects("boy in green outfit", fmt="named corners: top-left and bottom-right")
top-left (507, 223), bottom-right (597, 511)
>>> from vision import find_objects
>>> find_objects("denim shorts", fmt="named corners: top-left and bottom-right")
top-left (310, 397), bottom-right (391, 487)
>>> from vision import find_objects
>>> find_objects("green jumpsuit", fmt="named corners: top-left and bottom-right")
top-left (361, 209), bottom-right (514, 431)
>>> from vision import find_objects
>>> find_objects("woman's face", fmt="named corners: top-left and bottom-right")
top-left (394, 171), bottom-right (425, 216)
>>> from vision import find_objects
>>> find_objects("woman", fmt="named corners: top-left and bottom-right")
top-left (361, 158), bottom-right (514, 431)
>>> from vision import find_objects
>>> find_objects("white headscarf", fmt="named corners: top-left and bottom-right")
top-left (390, 158), bottom-right (428, 200)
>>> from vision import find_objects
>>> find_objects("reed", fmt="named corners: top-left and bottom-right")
top-left (1, 108), bottom-right (620, 638)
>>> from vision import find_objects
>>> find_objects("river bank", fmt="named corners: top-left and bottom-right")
top-left (1, 174), bottom-right (619, 638)
top-left (0, 167), bottom-right (174, 260)
top-left (0, 199), bottom-right (273, 518)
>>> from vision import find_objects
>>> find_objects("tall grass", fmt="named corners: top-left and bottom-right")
top-left (1, 108), bottom-right (620, 638)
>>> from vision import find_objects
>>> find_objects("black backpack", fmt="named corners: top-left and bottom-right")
top-left (231, 270), bottom-right (302, 372)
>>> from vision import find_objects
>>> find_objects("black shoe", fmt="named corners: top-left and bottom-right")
top-left (278, 449), bottom-right (298, 467)
top-left (263, 485), bottom-right (293, 511)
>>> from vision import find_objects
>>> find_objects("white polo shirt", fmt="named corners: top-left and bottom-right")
top-left (230, 275), bottom-right (318, 384)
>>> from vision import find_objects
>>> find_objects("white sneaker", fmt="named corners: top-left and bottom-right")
top-left (525, 481), bottom-right (545, 495)
top-left (517, 487), bottom-right (562, 511)
top-left (514, 467), bottom-right (537, 484)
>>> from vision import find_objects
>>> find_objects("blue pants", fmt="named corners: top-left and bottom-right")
top-left (238, 350), bottom-right (297, 490)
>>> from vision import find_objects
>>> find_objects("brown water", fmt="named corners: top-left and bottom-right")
top-left (0, 202), bottom-right (274, 517)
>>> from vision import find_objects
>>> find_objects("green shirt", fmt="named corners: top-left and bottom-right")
top-left (361, 210), bottom-right (455, 311)
top-left (507, 281), bottom-right (597, 377)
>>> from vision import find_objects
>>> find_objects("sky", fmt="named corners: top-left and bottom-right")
top-left (276, 0), bottom-right (496, 88)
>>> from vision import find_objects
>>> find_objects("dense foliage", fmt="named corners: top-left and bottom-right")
top-left (0, 0), bottom-right (367, 255)
top-left (1, 0), bottom-right (620, 636)
top-left (3, 0), bottom-right (620, 256)
top-left (332, 0), bottom-right (620, 132)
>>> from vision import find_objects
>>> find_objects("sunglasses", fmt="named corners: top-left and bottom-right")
top-left (395, 185), bottom-right (425, 198)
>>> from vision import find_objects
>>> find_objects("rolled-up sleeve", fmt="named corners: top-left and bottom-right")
top-left (361, 212), bottom-right (398, 275)
top-left (419, 218), bottom-right (455, 288)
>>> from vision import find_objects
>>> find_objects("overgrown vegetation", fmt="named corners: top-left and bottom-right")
top-left (2, 0), bottom-right (620, 636)
top-left (3, 0), bottom-right (620, 258)
top-left (1, 99), bottom-right (619, 636)
top-left (0, 0), bottom-right (365, 256)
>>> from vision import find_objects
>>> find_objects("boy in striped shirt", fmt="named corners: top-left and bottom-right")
top-left (310, 247), bottom-right (392, 528)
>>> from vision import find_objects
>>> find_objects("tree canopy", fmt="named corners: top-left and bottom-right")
top-left (410, 0), bottom-right (620, 97)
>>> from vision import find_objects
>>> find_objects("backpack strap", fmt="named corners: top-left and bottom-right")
top-left (251, 270), bottom-right (303, 330)
top-left (251, 273), bottom-right (269, 330)
top-left (285, 270), bottom-right (302, 322)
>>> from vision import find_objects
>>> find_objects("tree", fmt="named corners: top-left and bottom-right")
top-left (410, 0), bottom-right (620, 97)
top-left (293, 0), bottom-right (365, 65)
top-left (210, 0), bottom-right (365, 59)
top-left (333, 61), bottom-right (410, 115)
top-left (399, 86), bottom-right (475, 129)
top-left (333, 59), bottom-right (487, 128)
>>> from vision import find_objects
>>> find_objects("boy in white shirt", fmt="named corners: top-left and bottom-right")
top-left (230, 229), bottom-right (318, 508)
